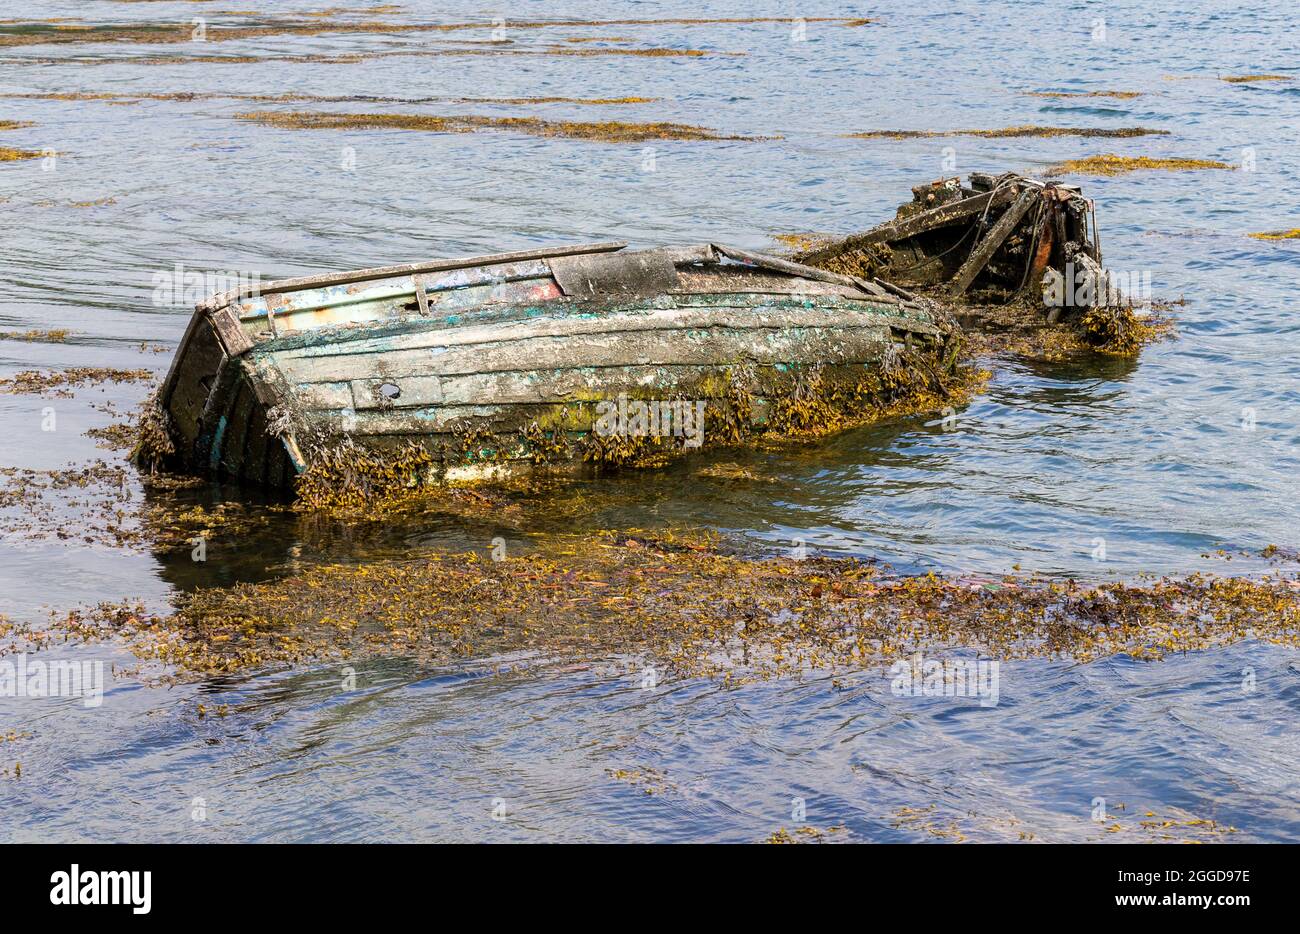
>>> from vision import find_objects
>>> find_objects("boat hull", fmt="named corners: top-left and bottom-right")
top-left (150, 243), bottom-right (955, 489)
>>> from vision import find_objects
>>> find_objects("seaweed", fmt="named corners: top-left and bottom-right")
top-left (1047, 154), bottom-right (1233, 176)
top-left (1023, 90), bottom-right (1143, 99)
top-left (1248, 228), bottom-right (1300, 240)
top-left (0, 367), bottom-right (154, 396)
top-left (847, 126), bottom-right (1167, 139)
top-left (31, 532), bottom-right (1300, 682)
top-left (234, 110), bottom-right (762, 142)
top-left (0, 147), bottom-right (41, 162)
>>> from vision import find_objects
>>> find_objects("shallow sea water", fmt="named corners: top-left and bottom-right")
top-left (1, 0), bottom-right (1298, 841)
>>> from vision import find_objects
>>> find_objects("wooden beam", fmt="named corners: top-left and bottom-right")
top-left (797, 187), bottom-right (1016, 265)
top-left (947, 188), bottom-right (1039, 297)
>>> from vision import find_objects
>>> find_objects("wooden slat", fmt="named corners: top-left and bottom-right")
top-left (218, 383), bottom-right (254, 479)
top-left (276, 322), bottom-right (899, 384)
top-left (796, 187), bottom-right (1016, 265)
top-left (165, 320), bottom-right (225, 446)
top-left (412, 274), bottom-right (431, 316)
top-left (209, 306), bottom-right (254, 357)
top-left (434, 361), bottom-right (889, 407)
top-left (947, 188), bottom-right (1039, 297)
top-left (243, 404), bottom-right (271, 485)
top-left (712, 243), bottom-right (869, 292)
top-left (297, 361), bottom-right (888, 436)
top-left (273, 301), bottom-right (935, 364)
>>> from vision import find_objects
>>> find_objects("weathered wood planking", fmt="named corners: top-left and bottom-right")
top-left (154, 242), bottom-right (954, 489)
top-left (271, 298), bottom-right (938, 362)
top-left (272, 321), bottom-right (905, 385)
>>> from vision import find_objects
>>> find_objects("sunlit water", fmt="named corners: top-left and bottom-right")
top-left (1, 0), bottom-right (1298, 841)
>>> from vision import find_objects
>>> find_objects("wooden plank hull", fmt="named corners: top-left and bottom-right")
top-left (151, 243), bottom-right (956, 490)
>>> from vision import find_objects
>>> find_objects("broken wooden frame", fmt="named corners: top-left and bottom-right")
top-left (795, 172), bottom-right (1102, 305)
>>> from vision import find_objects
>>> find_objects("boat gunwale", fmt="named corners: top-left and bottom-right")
top-left (197, 240), bottom-right (630, 312)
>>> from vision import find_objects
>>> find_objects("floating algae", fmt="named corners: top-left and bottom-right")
top-left (29, 531), bottom-right (1300, 681)
top-left (763, 826), bottom-right (850, 844)
top-left (1023, 90), bottom-right (1143, 100)
top-left (0, 90), bottom-right (657, 106)
top-left (0, 16), bottom-right (873, 47)
top-left (7, 46), bottom-right (734, 67)
top-left (234, 110), bottom-right (760, 142)
top-left (0, 147), bottom-right (41, 162)
top-left (1047, 153), bottom-right (1233, 176)
top-left (0, 367), bottom-right (154, 396)
top-left (1248, 228), bottom-right (1300, 240)
top-left (692, 462), bottom-right (772, 483)
top-left (0, 328), bottom-right (70, 342)
top-left (1222, 74), bottom-right (1291, 83)
top-left (0, 120), bottom-right (33, 130)
top-left (847, 126), bottom-right (1167, 140)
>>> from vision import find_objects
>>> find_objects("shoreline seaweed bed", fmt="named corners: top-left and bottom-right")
top-left (8, 46), bottom-right (742, 67)
top-left (0, 16), bottom-right (876, 48)
top-left (19, 530), bottom-right (1300, 683)
top-left (233, 110), bottom-right (766, 142)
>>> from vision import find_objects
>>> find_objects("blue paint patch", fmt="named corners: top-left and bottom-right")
top-left (209, 415), bottom-right (228, 471)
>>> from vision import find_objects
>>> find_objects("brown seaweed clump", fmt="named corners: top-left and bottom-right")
top-left (293, 438), bottom-right (438, 515)
top-left (1047, 154), bottom-right (1233, 176)
top-left (1248, 228), bottom-right (1300, 241)
top-left (847, 126), bottom-right (1167, 140)
top-left (0, 16), bottom-right (873, 49)
top-left (234, 110), bottom-right (761, 142)
top-left (1078, 305), bottom-right (1170, 356)
top-left (1222, 74), bottom-right (1291, 83)
top-left (0, 328), bottom-right (70, 342)
top-left (0, 147), bottom-right (42, 162)
top-left (131, 394), bottom-right (176, 472)
top-left (0, 120), bottom-right (34, 130)
top-left (29, 531), bottom-right (1300, 680)
top-left (0, 367), bottom-right (154, 396)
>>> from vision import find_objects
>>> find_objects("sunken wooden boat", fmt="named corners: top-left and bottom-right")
top-left (146, 241), bottom-right (958, 489)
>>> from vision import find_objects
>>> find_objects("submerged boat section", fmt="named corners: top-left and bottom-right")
top-left (146, 241), bottom-right (959, 491)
